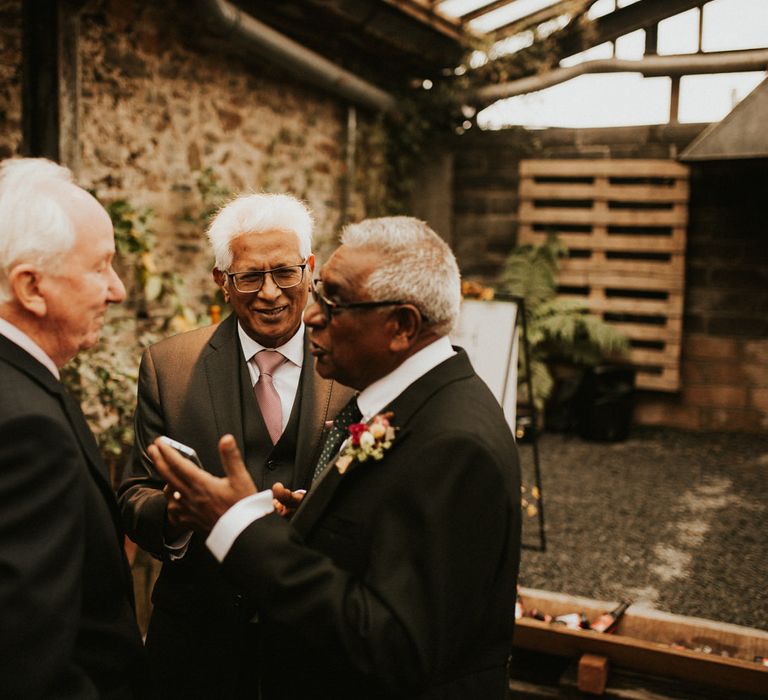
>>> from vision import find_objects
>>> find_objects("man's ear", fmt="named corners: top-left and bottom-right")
top-left (307, 254), bottom-right (315, 274)
top-left (213, 268), bottom-right (229, 302)
top-left (8, 265), bottom-right (47, 317)
top-left (388, 305), bottom-right (423, 353)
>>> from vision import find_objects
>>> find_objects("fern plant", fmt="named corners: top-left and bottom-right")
top-left (500, 233), bottom-right (628, 410)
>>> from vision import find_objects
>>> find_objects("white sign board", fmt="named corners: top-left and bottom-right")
top-left (451, 299), bottom-right (519, 431)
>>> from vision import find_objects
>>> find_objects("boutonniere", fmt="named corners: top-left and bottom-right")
top-left (336, 412), bottom-right (397, 474)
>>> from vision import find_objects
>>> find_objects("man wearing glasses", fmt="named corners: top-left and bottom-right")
top-left (148, 217), bottom-right (522, 700)
top-left (118, 193), bottom-right (352, 699)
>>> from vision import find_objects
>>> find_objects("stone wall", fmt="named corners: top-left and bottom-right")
top-left (450, 125), bottom-right (768, 433)
top-left (3, 0), bottom-right (387, 308)
top-left (76, 0), bottom-right (380, 305)
top-left (0, 0), bottom-right (22, 159)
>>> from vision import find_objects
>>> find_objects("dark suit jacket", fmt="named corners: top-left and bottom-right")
top-left (220, 348), bottom-right (522, 700)
top-left (0, 334), bottom-right (144, 700)
top-left (117, 314), bottom-right (352, 698)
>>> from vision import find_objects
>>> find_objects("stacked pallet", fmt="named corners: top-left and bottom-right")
top-left (517, 159), bottom-right (689, 391)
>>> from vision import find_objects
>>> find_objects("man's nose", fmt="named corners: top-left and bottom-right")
top-left (303, 299), bottom-right (326, 328)
top-left (108, 265), bottom-right (126, 304)
top-left (258, 272), bottom-right (282, 299)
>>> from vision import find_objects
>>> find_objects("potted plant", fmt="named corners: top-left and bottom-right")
top-left (498, 233), bottom-right (630, 432)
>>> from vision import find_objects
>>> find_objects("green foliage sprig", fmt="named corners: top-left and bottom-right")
top-left (500, 233), bottom-right (628, 409)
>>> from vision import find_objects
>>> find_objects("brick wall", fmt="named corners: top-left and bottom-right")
top-left (634, 158), bottom-right (768, 432)
top-left (451, 126), bottom-right (768, 433)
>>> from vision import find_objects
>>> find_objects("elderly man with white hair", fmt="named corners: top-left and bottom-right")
top-left (118, 192), bottom-right (352, 699)
top-left (0, 157), bottom-right (144, 699)
top-left (150, 216), bottom-right (522, 700)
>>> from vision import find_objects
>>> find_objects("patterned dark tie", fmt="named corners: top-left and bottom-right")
top-left (312, 397), bottom-right (362, 482)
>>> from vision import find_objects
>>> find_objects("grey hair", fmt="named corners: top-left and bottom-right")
top-left (0, 158), bottom-right (77, 304)
top-left (207, 193), bottom-right (313, 270)
top-left (340, 216), bottom-right (461, 335)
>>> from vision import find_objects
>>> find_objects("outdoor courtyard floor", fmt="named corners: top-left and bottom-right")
top-left (517, 426), bottom-right (768, 631)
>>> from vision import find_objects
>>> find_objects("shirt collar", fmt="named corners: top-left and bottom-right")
top-left (0, 317), bottom-right (60, 378)
top-left (357, 335), bottom-right (455, 421)
top-left (237, 321), bottom-right (304, 368)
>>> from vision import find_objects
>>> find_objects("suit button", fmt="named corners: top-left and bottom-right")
top-left (266, 459), bottom-right (276, 471)
top-left (234, 594), bottom-right (243, 608)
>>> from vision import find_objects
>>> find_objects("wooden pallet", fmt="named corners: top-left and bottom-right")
top-left (517, 159), bottom-right (689, 392)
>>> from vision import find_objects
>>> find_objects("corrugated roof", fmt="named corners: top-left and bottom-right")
top-left (681, 77), bottom-right (768, 161)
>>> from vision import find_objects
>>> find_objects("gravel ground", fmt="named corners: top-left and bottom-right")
top-left (517, 426), bottom-right (768, 631)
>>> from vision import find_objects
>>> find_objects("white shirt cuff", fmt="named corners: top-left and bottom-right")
top-left (206, 490), bottom-right (275, 562)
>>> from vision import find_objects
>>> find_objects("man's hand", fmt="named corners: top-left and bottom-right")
top-left (162, 482), bottom-right (190, 541)
top-left (272, 482), bottom-right (305, 518)
top-left (149, 434), bottom-right (257, 534)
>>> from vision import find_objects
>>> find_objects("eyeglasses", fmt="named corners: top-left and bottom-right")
top-left (224, 261), bottom-right (308, 294)
top-left (311, 279), bottom-right (405, 320)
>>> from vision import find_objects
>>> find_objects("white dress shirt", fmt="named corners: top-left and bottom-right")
top-left (206, 336), bottom-right (456, 562)
top-left (0, 317), bottom-right (59, 378)
top-left (238, 321), bottom-right (304, 432)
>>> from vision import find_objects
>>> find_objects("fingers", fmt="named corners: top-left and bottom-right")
top-left (272, 482), bottom-right (306, 509)
top-left (150, 440), bottom-right (203, 493)
top-left (218, 434), bottom-right (249, 481)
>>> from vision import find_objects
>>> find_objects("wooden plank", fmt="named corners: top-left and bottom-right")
top-left (561, 256), bottom-right (685, 277)
top-left (637, 370), bottom-right (680, 391)
top-left (520, 159), bottom-right (690, 178)
top-left (558, 270), bottom-right (684, 291)
top-left (519, 180), bottom-right (690, 203)
top-left (610, 319), bottom-right (683, 337)
top-left (629, 348), bottom-right (681, 367)
top-left (519, 203), bottom-right (688, 227)
top-left (517, 227), bottom-right (687, 254)
top-left (559, 295), bottom-right (684, 317)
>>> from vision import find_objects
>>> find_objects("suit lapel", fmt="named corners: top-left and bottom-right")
top-left (59, 391), bottom-right (112, 485)
top-left (292, 334), bottom-right (335, 487)
top-left (203, 315), bottom-right (246, 469)
top-left (293, 349), bottom-right (474, 537)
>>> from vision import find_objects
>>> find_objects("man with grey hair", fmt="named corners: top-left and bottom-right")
top-left (0, 157), bottom-right (144, 698)
top-left (118, 193), bottom-right (351, 699)
top-left (150, 216), bottom-right (522, 699)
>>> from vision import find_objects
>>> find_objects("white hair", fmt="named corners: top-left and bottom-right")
top-left (340, 216), bottom-right (461, 335)
top-left (207, 193), bottom-right (313, 270)
top-left (0, 158), bottom-right (77, 304)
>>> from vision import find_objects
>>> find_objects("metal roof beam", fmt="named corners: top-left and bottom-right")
top-left (561, 0), bottom-right (704, 55)
top-left (467, 48), bottom-right (768, 107)
top-left (459, 0), bottom-right (518, 23)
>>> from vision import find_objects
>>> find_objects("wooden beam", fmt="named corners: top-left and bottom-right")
top-left (22, 0), bottom-right (60, 159)
top-left (669, 74), bottom-right (680, 124)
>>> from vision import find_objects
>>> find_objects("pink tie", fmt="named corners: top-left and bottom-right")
top-left (253, 350), bottom-right (287, 444)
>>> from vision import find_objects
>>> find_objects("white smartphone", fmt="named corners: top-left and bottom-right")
top-left (158, 435), bottom-right (204, 469)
